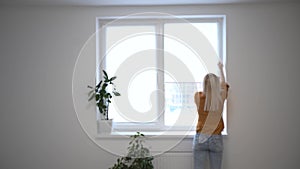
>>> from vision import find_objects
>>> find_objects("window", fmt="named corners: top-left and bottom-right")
top-left (96, 15), bottom-right (227, 134)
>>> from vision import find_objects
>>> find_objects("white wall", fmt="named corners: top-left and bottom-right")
top-left (0, 2), bottom-right (300, 169)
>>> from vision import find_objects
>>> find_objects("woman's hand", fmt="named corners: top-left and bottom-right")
top-left (218, 62), bottom-right (223, 70)
top-left (218, 62), bottom-right (225, 83)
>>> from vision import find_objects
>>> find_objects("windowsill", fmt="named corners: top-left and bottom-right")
top-left (96, 130), bottom-right (228, 139)
top-left (95, 130), bottom-right (196, 139)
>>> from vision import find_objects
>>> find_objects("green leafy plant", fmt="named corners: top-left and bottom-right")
top-left (109, 132), bottom-right (154, 169)
top-left (88, 70), bottom-right (121, 120)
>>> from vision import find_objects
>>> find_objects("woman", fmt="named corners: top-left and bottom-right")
top-left (193, 62), bottom-right (229, 169)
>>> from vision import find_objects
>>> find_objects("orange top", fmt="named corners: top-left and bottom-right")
top-left (194, 83), bottom-right (229, 135)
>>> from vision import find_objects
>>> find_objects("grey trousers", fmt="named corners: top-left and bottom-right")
top-left (193, 134), bottom-right (223, 169)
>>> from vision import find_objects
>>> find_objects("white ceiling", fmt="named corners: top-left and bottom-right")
top-left (0, 0), bottom-right (297, 6)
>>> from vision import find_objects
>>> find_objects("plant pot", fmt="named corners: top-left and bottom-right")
top-left (98, 119), bottom-right (113, 134)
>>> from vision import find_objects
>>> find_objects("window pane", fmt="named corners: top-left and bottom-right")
top-left (191, 23), bottom-right (219, 57)
top-left (105, 26), bottom-right (157, 123)
top-left (164, 23), bottom-right (219, 127)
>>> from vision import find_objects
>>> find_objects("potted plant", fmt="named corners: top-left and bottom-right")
top-left (88, 70), bottom-right (120, 133)
top-left (109, 132), bottom-right (154, 169)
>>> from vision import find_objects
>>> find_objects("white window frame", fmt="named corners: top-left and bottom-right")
top-left (96, 15), bottom-right (227, 134)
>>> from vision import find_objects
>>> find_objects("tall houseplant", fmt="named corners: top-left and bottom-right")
top-left (109, 132), bottom-right (154, 169)
top-left (88, 70), bottom-right (120, 120)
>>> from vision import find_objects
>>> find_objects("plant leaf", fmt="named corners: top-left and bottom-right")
top-left (110, 76), bottom-right (117, 81)
top-left (88, 93), bottom-right (95, 101)
top-left (103, 70), bottom-right (108, 78)
top-left (88, 90), bottom-right (94, 96)
top-left (96, 81), bottom-right (102, 88)
top-left (95, 94), bottom-right (100, 101)
top-left (113, 92), bottom-right (121, 96)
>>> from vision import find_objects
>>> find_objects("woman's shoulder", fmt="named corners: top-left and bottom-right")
top-left (194, 91), bottom-right (205, 98)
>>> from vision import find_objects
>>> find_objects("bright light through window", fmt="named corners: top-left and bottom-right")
top-left (98, 16), bottom-right (227, 134)
top-left (164, 23), bottom-right (218, 127)
top-left (106, 26), bottom-right (157, 123)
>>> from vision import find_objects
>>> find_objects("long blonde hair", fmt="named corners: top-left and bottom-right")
top-left (203, 73), bottom-right (222, 111)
